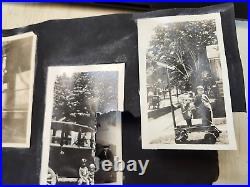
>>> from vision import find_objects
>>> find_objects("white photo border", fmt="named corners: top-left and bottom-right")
top-left (2, 32), bottom-right (37, 148)
top-left (40, 63), bottom-right (125, 184)
top-left (138, 13), bottom-right (237, 150)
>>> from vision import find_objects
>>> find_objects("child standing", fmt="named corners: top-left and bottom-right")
top-left (88, 164), bottom-right (95, 185)
top-left (78, 159), bottom-right (89, 185)
top-left (180, 94), bottom-right (193, 127)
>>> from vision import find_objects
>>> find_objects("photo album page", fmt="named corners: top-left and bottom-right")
top-left (2, 3), bottom-right (246, 185)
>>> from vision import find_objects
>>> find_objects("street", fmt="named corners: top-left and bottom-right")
top-left (146, 107), bottom-right (183, 144)
top-left (148, 96), bottom-right (179, 112)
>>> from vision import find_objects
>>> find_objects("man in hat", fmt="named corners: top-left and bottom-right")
top-left (194, 85), bottom-right (213, 126)
top-left (98, 145), bottom-right (114, 162)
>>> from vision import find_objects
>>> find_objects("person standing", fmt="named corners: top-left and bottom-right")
top-left (78, 159), bottom-right (89, 185)
top-left (194, 86), bottom-right (213, 126)
top-left (180, 95), bottom-right (193, 127)
top-left (88, 164), bottom-right (95, 185)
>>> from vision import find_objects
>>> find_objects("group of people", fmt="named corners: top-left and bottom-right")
top-left (78, 146), bottom-right (114, 185)
top-left (180, 85), bottom-right (213, 127)
top-left (75, 131), bottom-right (96, 149)
top-left (78, 159), bottom-right (95, 185)
top-left (51, 130), bottom-right (96, 150)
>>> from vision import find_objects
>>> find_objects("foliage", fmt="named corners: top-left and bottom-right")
top-left (52, 71), bottom-right (118, 125)
top-left (147, 20), bottom-right (218, 91)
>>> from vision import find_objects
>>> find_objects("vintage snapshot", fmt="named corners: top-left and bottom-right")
top-left (40, 64), bottom-right (124, 184)
top-left (2, 32), bottom-right (37, 148)
top-left (138, 13), bottom-right (236, 150)
top-left (95, 111), bottom-right (123, 184)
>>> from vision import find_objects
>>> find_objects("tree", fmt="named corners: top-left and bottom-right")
top-left (91, 72), bottom-right (118, 113)
top-left (52, 73), bottom-right (71, 121)
top-left (52, 71), bottom-right (118, 126)
top-left (147, 20), bottom-right (218, 92)
top-left (66, 72), bottom-right (95, 123)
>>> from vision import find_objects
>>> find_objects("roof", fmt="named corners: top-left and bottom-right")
top-left (51, 121), bottom-right (95, 132)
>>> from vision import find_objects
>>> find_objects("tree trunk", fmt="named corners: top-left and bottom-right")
top-left (176, 86), bottom-right (179, 98)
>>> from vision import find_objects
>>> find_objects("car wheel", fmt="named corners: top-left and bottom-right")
top-left (175, 130), bottom-right (188, 143)
top-left (204, 133), bottom-right (216, 144)
top-left (213, 131), bottom-right (220, 138)
top-left (210, 126), bottom-right (221, 138)
top-left (47, 168), bottom-right (57, 185)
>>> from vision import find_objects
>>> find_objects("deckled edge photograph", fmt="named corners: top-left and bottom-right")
top-left (2, 32), bottom-right (37, 148)
top-left (138, 13), bottom-right (237, 150)
top-left (40, 63), bottom-right (124, 184)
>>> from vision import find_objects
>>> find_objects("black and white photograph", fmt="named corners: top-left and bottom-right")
top-left (40, 64), bottom-right (124, 184)
top-left (138, 13), bottom-right (236, 150)
top-left (2, 32), bottom-right (37, 148)
top-left (95, 111), bottom-right (123, 184)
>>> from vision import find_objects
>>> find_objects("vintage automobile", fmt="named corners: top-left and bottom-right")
top-left (47, 121), bottom-right (96, 185)
top-left (148, 95), bottom-right (160, 109)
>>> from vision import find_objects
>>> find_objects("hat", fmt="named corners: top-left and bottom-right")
top-left (89, 164), bottom-right (95, 168)
top-left (81, 158), bottom-right (87, 163)
top-left (103, 145), bottom-right (111, 148)
top-left (196, 85), bottom-right (204, 90)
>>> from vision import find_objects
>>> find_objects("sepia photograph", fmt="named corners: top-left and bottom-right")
top-left (2, 32), bottom-right (37, 148)
top-left (40, 64), bottom-right (124, 185)
top-left (138, 13), bottom-right (236, 150)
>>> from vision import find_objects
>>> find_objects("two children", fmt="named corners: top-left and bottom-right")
top-left (180, 86), bottom-right (213, 127)
top-left (78, 159), bottom-right (96, 185)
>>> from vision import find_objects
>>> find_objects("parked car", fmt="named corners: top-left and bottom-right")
top-left (148, 95), bottom-right (160, 109)
top-left (47, 121), bottom-right (96, 184)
